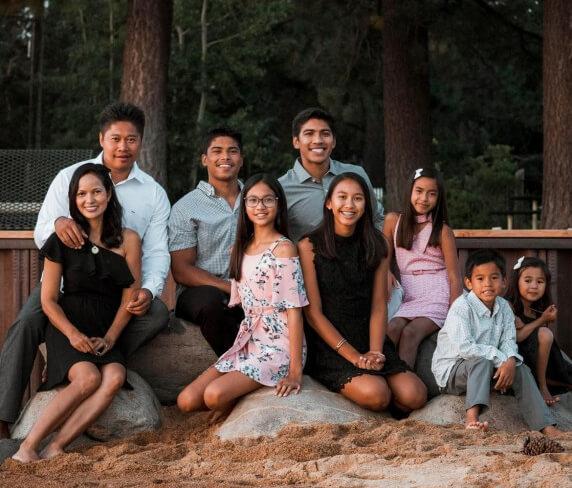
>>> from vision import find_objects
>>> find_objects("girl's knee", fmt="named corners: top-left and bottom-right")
top-left (538, 326), bottom-right (554, 344)
top-left (177, 388), bottom-right (202, 413)
top-left (72, 370), bottom-right (102, 397)
top-left (349, 379), bottom-right (391, 412)
top-left (203, 383), bottom-right (225, 410)
top-left (390, 374), bottom-right (428, 410)
top-left (101, 368), bottom-right (126, 395)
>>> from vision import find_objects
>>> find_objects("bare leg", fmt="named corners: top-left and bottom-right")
top-left (536, 327), bottom-right (559, 405)
top-left (398, 317), bottom-right (439, 368)
top-left (41, 363), bottom-right (126, 459)
top-left (12, 362), bottom-right (102, 463)
top-left (541, 425), bottom-right (565, 438)
top-left (387, 317), bottom-right (410, 347)
top-left (177, 366), bottom-right (224, 413)
top-left (385, 371), bottom-right (427, 413)
top-left (203, 371), bottom-right (262, 412)
top-left (465, 404), bottom-right (488, 431)
top-left (340, 374), bottom-right (392, 412)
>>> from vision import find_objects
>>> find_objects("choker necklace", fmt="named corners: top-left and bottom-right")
top-left (415, 214), bottom-right (432, 224)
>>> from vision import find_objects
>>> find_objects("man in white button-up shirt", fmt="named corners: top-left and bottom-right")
top-left (0, 103), bottom-right (171, 438)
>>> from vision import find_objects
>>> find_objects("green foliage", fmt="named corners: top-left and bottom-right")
top-left (445, 145), bottom-right (517, 229)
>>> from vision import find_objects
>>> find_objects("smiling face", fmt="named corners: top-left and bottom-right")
top-left (326, 178), bottom-right (366, 234)
top-left (75, 172), bottom-right (110, 222)
top-left (411, 177), bottom-right (439, 216)
top-left (465, 262), bottom-right (506, 309)
top-left (202, 136), bottom-right (243, 183)
top-left (244, 182), bottom-right (278, 228)
top-left (518, 266), bottom-right (547, 306)
top-left (293, 118), bottom-right (336, 169)
top-left (99, 121), bottom-right (141, 177)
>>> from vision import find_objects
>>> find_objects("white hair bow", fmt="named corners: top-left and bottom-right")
top-left (414, 168), bottom-right (423, 179)
top-left (513, 256), bottom-right (525, 270)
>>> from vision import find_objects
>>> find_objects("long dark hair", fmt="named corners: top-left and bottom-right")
top-left (505, 256), bottom-right (552, 319)
top-left (396, 167), bottom-right (448, 250)
top-left (229, 174), bottom-right (289, 281)
top-left (309, 172), bottom-right (387, 269)
top-left (68, 163), bottom-right (123, 249)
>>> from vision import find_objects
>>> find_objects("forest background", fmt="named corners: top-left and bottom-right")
top-left (1, 0), bottom-right (570, 229)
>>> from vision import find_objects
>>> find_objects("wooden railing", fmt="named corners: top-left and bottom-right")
top-left (2, 230), bottom-right (572, 356)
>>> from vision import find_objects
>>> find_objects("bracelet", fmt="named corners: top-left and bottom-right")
top-left (334, 338), bottom-right (347, 352)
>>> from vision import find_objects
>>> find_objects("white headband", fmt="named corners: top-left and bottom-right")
top-left (414, 168), bottom-right (423, 179)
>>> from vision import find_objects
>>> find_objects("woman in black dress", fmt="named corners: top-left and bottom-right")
top-left (13, 163), bottom-right (140, 463)
top-left (298, 172), bottom-right (427, 413)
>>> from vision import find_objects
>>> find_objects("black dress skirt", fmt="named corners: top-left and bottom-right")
top-left (304, 232), bottom-right (409, 392)
top-left (40, 233), bottom-right (134, 390)
top-left (518, 314), bottom-right (572, 394)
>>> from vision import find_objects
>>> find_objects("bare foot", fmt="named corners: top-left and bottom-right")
top-left (11, 446), bottom-right (40, 463)
top-left (540, 387), bottom-right (560, 406)
top-left (40, 443), bottom-right (65, 460)
top-left (0, 421), bottom-right (10, 439)
top-left (541, 425), bottom-right (565, 438)
top-left (465, 420), bottom-right (489, 432)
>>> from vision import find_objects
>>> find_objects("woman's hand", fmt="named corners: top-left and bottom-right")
top-left (275, 371), bottom-right (302, 397)
top-left (541, 305), bottom-right (557, 324)
top-left (68, 330), bottom-right (95, 354)
top-left (353, 351), bottom-right (385, 371)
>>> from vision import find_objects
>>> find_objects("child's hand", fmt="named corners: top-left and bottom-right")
top-left (541, 305), bottom-right (557, 324)
top-left (387, 272), bottom-right (399, 301)
top-left (354, 351), bottom-right (385, 371)
top-left (493, 357), bottom-right (516, 391)
top-left (515, 317), bottom-right (525, 330)
top-left (275, 372), bottom-right (302, 397)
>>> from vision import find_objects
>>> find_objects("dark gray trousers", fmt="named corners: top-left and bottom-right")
top-left (446, 357), bottom-right (555, 431)
top-left (0, 285), bottom-right (169, 423)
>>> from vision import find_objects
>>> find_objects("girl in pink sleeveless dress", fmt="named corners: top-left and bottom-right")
top-left (177, 174), bottom-right (308, 417)
top-left (383, 168), bottom-right (462, 368)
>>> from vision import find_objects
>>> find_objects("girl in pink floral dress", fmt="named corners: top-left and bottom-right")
top-left (177, 174), bottom-right (308, 416)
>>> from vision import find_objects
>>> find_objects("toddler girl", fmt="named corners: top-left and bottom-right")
top-left (177, 174), bottom-right (307, 416)
top-left (383, 167), bottom-right (462, 368)
top-left (506, 256), bottom-right (572, 405)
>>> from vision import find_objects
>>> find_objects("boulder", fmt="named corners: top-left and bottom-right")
top-left (410, 391), bottom-right (572, 431)
top-left (414, 332), bottom-right (440, 399)
top-left (11, 370), bottom-right (162, 442)
top-left (127, 317), bottom-right (217, 404)
top-left (217, 375), bottom-right (390, 440)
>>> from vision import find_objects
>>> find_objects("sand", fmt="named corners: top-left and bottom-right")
top-left (2, 406), bottom-right (571, 487)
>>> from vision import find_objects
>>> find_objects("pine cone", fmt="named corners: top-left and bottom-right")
top-left (522, 435), bottom-right (564, 455)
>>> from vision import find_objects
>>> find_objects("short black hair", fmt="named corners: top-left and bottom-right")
top-left (291, 107), bottom-right (336, 138)
top-left (99, 102), bottom-right (145, 137)
top-left (464, 249), bottom-right (506, 279)
top-left (201, 127), bottom-right (242, 155)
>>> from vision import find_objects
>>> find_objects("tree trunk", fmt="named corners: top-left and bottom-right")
top-left (120, 0), bottom-right (173, 186)
top-left (382, 0), bottom-right (432, 212)
top-left (541, 0), bottom-right (572, 228)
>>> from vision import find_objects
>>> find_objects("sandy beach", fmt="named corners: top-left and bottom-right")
top-left (2, 406), bottom-right (571, 487)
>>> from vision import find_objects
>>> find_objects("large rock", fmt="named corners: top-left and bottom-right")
top-left (217, 376), bottom-right (391, 440)
top-left (11, 370), bottom-right (162, 441)
top-left (410, 391), bottom-right (572, 431)
top-left (414, 332), bottom-right (440, 399)
top-left (127, 317), bottom-right (217, 404)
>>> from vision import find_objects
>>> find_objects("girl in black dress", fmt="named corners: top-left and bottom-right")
top-left (13, 163), bottom-right (141, 463)
top-left (298, 172), bottom-right (427, 413)
top-left (506, 256), bottom-right (572, 405)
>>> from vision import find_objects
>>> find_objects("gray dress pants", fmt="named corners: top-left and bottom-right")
top-left (446, 357), bottom-right (555, 431)
top-left (0, 285), bottom-right (169, 423)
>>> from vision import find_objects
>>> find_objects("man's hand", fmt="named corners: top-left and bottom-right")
top-left (126, 288), bottom-right (153, 316)
top-left (493, 357), bottom-right (516, 391)
top-left (55, 217), bottom-right (87, 249)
